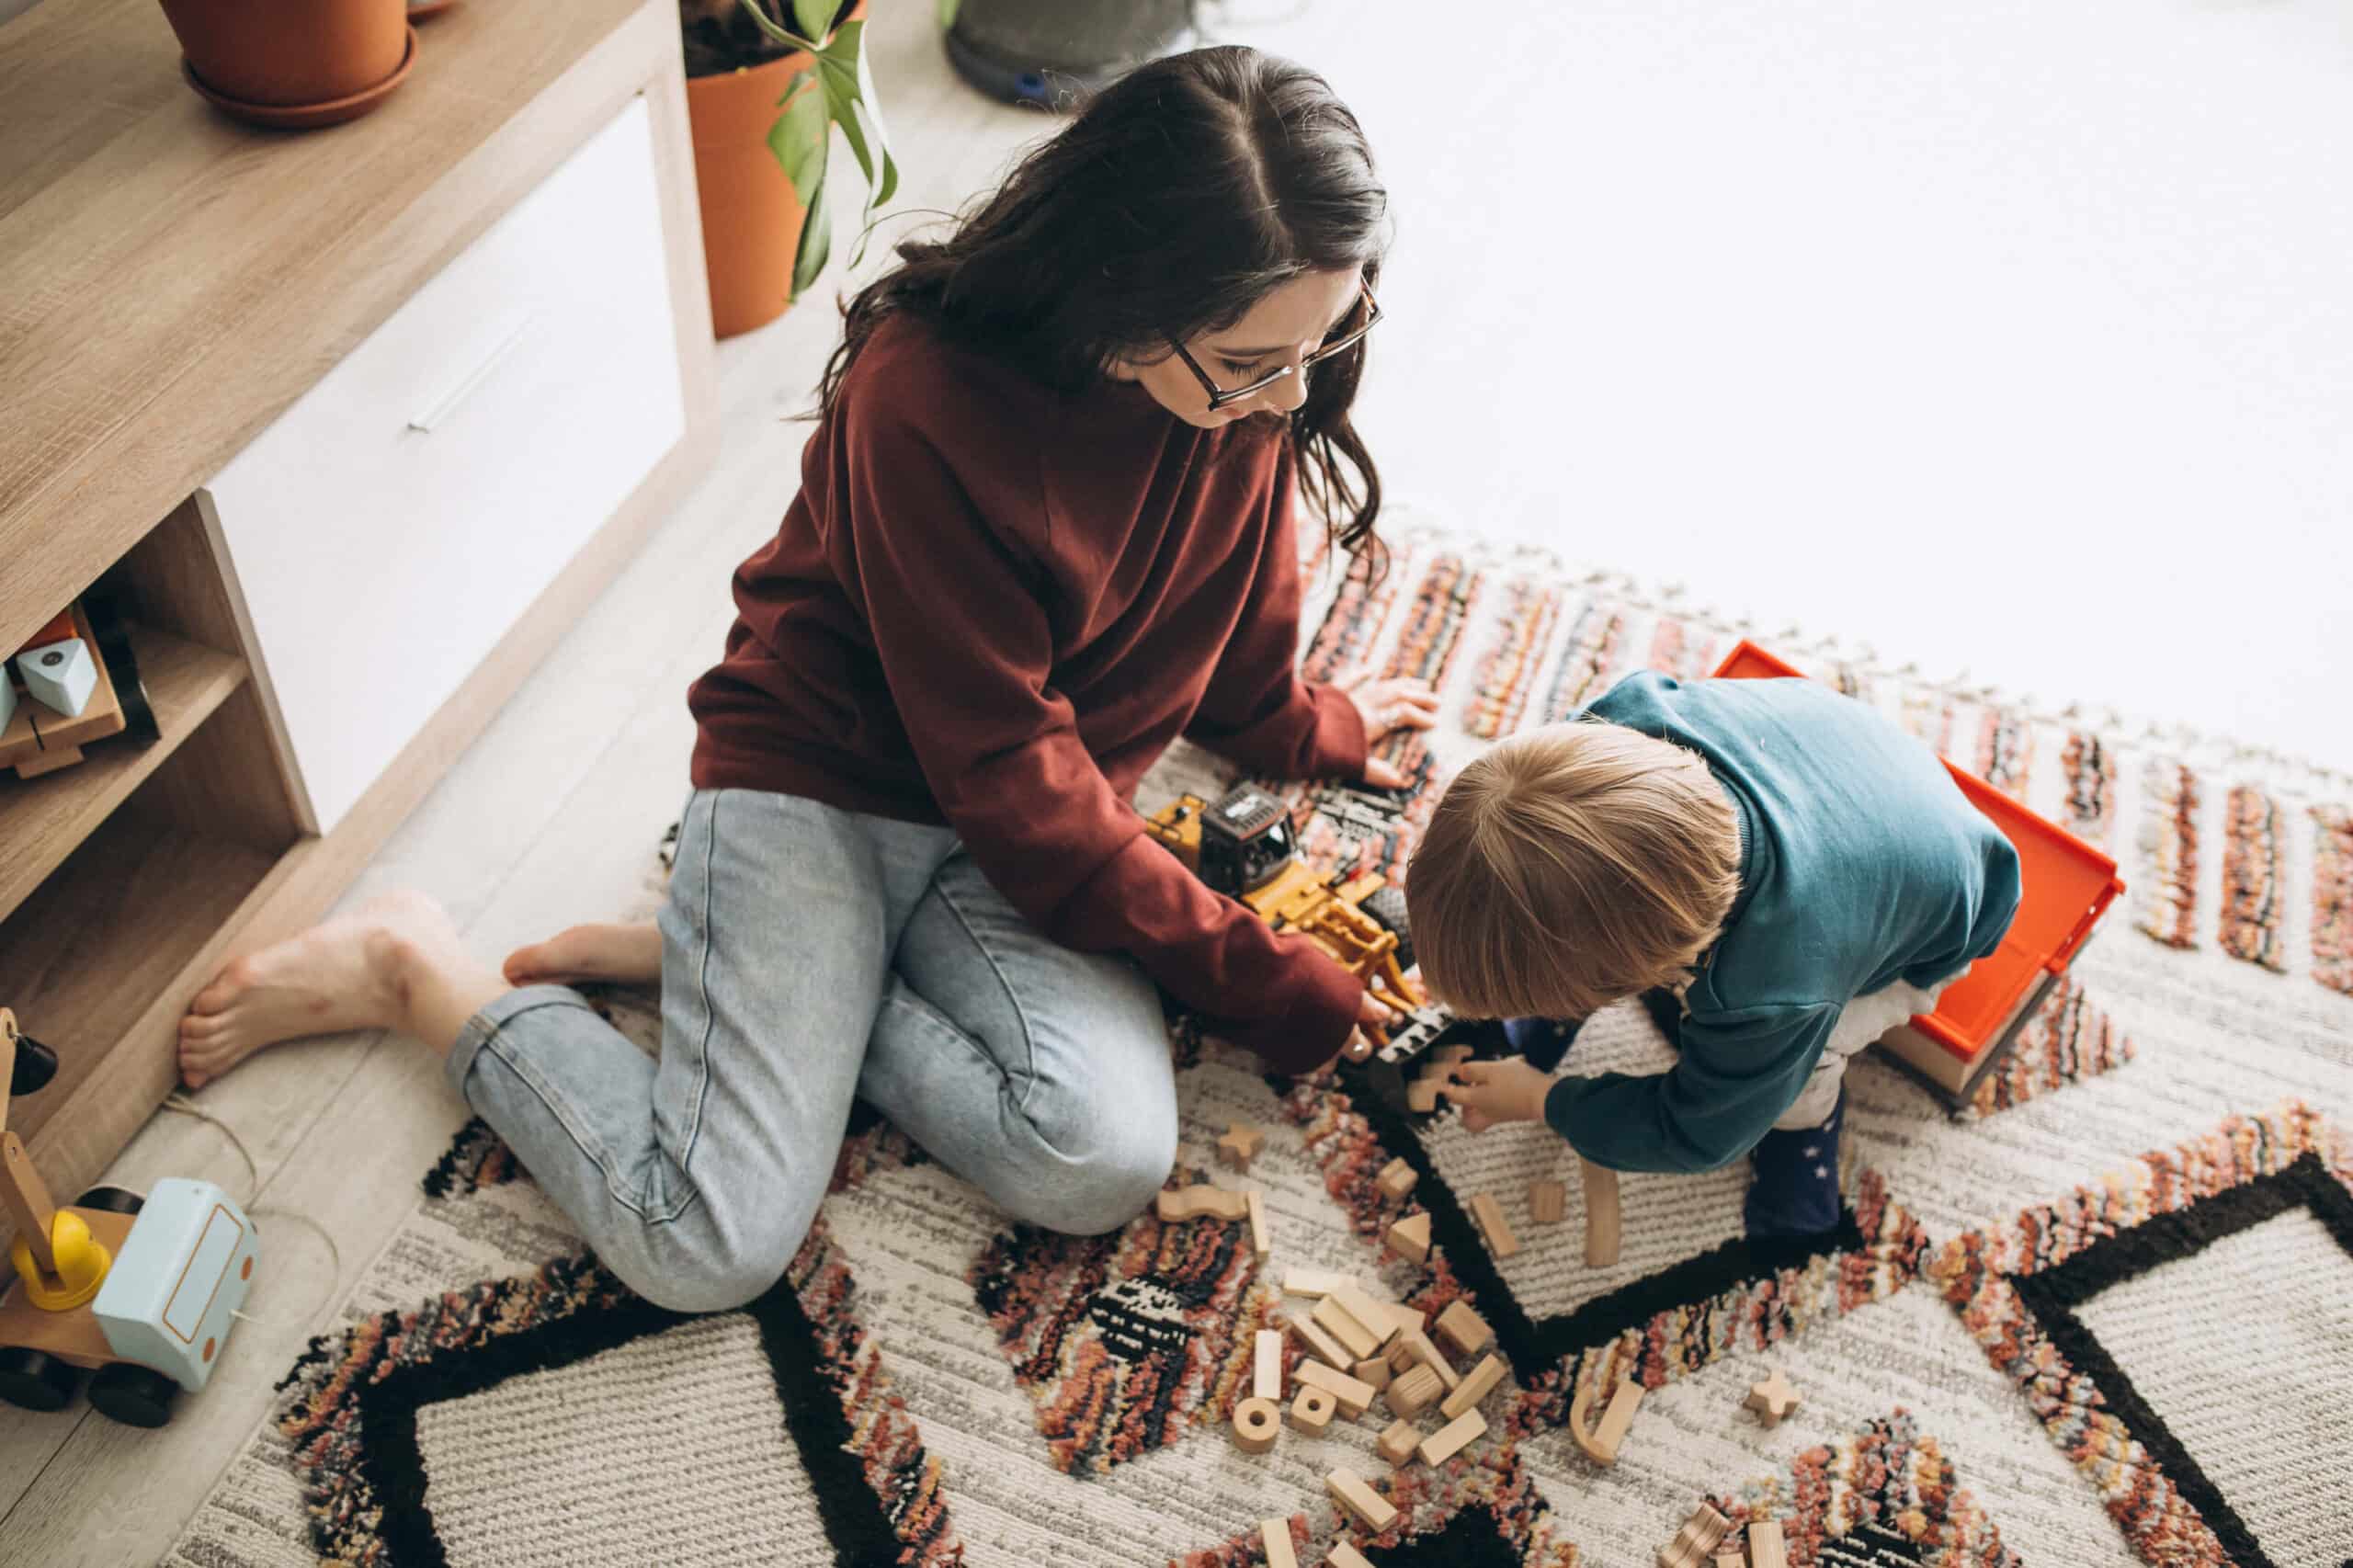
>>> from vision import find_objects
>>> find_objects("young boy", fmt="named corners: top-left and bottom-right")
top-left (1409, 670), bottom-right (2020, 1235)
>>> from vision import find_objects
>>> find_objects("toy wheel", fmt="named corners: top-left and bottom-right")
top-left (0, 1346), bottom-right (81, 1414)
top-left (1359, 884), bottom-right (1414, 972)
top-left (73, 1186), bottom-right (144, 1216)
top-left (87, 1362), bottom-right (176, 1428)
top-left (7, 1032), bottom-right (58, 1097)
top-left (82, 594), bottom-right (160, 745)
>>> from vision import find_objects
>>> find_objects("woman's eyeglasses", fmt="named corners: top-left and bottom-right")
top-left (1167, 281), bottom-right (1382, 413)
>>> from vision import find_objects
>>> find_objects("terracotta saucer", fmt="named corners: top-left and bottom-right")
top-left (408, 0), bottom-right (461, 19)
top-left (182, 26), bottom-right (417, 131)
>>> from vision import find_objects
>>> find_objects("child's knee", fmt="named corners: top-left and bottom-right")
top-left (1006, 1116), bottom-right (1176, 1236)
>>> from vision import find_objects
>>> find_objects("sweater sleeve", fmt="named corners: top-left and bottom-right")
top-left (1541, 1001), bottom-right (1839, 1172)
top-left (1180, 454), bottom-right (1368, 780)
top-left (834, 407), bottom-right (1362, 1074)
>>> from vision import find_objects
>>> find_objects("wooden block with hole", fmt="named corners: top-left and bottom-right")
top-left (1290, 1385), bottom-right (1337, 1436)
top-left (1295, 1359), bottom-right (1378, 1420)
top-left (1376, 1417), bottom-right (1419, 1467)
top-left (1375, 1157), bottom-right (1418, 1202)
top-left (1384, 1210), bottom-right (1431, 1265)
top-left (1434, 1301), bottom-right (1492, 1358)
top-left (1261, 1518), bottom-right (1300, 1568)
top-left (1385, 1363), bottom-right (1444, 1420)
top-left (1254, 1328), bottom-right (1284, 1402)
top-left (1291, 1312), bottom-right (1355, 1372)
top-left (1467, 1192), bottom-right (1520, 1258)
top-left (1325, 1468), bottom-right (1397, 1533)
top-left (1528, 1178), bottom-right (1566, 1224)
top-left (1438, 1353), bottom-right (1505, 1420)
top-left (1415, 1407), bottom-right (1486, 1466)
top-left (1313, 1294), bottom-right (1383, 1362)
top-left (1232, 1396), bottom-right (1280, 1453)
top-left (1747, 1519), bottom-right (1788, 1568)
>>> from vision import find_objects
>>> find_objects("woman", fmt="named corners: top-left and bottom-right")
top-left (176, 46), bottom-right (1435, 1312)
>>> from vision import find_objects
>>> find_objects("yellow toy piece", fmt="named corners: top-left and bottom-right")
top-left (12, 1210), bottom-right (109, 1311)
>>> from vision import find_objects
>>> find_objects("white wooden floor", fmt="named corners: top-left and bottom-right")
top-left (6, 0), bottom-right (2347, 1561)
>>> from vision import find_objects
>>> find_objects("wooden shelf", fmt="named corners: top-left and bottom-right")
top-left (0, 814), bottom-right (280, 1153)
top-left (0, 625), bottom-right (248, 924)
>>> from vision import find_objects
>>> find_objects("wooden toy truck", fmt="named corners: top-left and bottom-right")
top-left (1, 597), bottom-right (159, 780)
top-left (0, 1008), bottom-right (258, 1426)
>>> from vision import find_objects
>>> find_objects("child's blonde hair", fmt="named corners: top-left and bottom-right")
top-left (1406, 722), bottom-right (1743, 1019)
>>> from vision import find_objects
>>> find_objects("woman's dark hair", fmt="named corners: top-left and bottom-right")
top-left (819, 46), bottom-right (1390, 551)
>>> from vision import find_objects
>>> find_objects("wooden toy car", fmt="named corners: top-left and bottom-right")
top-left (2, 596), bottom-right (159, 780)
top-left (0, 1008), bottom-right (256, 1426)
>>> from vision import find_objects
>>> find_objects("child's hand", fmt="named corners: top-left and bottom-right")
top-left (1438, 1056), bottom-right (1553, 1133)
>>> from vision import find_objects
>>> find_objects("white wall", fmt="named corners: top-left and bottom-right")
top-left (1231, 0), bottom-right (2353, 772)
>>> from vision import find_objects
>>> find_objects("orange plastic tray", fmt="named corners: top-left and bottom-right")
top-left (1710, 641), bottom-right (2125, 1062)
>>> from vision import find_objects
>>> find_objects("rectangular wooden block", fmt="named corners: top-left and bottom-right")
top-left (1438, 1353), bottom-right (1506, 1421)
top-left (1295, 1358), bottom-right (1378, 1420)
top-left (1415, 1408), bottom-right (1487, 1466)
top-left (1376, 1418), bottom-right (1419, 1467)
top-left (1595, 1376), bottom-right (1644, 1459)
top-left (1528, 1179), bottom-right (1567, 1224)
top-left (1325, 1545), bottom-right (1376, 1568)
top-left (1375, 1156), bottom-right (1419, 1201)
top-left (1353, 1355), bottom-right (1394, 1392)
top-left (1747, 1519), bottom-right (1789, 1568)
top-left (1291, 1312), bottom-right (1356, 1372)
top-left (1255, 1328), bottom-right (1284, 1402)
top-left (1404, 1332), bottom-right (1461, 1391)
top-left (1468, 1192), bottom-right (1521, 1258)
top-left (1313, 1295), bottom-right (1383, 1362)
top-left (1385, 1363), bottom-right (1444, 1420)
top-left (1404, 1077), bottom-right (1440, 1113)
top-left (1386, 1338), bottom-right (1419, 1375)
top-left (1434, 1301), bottom-right (1492, 1359)
top-left (1261, 1518), bottom-right (1299, 1568)
top-left (1283, 1267), bottom-right (1353, 1299)
top-left (1330, 1285), bottom-right (1402, 1350)
top-left (1246, 1187), bottom-right (1270, 1258)
top-left (1325, 1468), bottom-right (1398, 1533)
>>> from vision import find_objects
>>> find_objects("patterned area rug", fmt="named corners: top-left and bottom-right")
top-left (168, 516), bottom-right (2353, 1568)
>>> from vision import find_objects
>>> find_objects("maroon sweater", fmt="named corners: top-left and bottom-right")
top-left (688, 317), bottom-right (1368, 1072)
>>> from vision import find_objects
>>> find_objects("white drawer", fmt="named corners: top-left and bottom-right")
top-left (208, 97), bottom-right (685, 833)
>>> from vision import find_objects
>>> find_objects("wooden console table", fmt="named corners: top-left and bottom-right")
top-left (0, 0), bottom-right (717, 1211)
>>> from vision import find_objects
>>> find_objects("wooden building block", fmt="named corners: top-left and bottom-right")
top-left (1296, 1359), bottom-right (1378, 1420)
top-left (1375, 1157), bottom-right (1419, 1202)
top-left (1330, 1285), bottom-right (1401, 1351)
top-left (1382, 1301), bottom-right (1427, 1339)
top-left (1404, 1331), bottom-right (1461, 1391)
top-left (1386, 1337), bottom-right (1419, 1375)
top-left (1155, 1185), bottom-right (1250, 1222)
top-left (1528, 1179), bottom-right (1566, 1224)
top-left (1261, 1518), bottom-right (1300, 1568)
top-left (1325, 1468), bottom-right (1398, 1533)
top-left (1385, 1364), bottom-right (1444, 1420)
top-left (1353, 1355), bottom-right (1394, 1392)
top-left (1247, 1188), bottom-right (1271, 1258)
top-left (1217, 1121), bottom-right (1266, 1171)
top-left (1313, 1295), bottom-right (1383, 1362)
top-left (1434, 1301), bottom-right (1492, 1359)
top-left (1232, 1396), bottom-right (1281, 1453)
top-left (1383, 1210), bottom-right (1431, 1264)
top-left (1415, 1408), bottom-right (1486, 1466)
top-left (1594, 1376), bottom-right (1644, 1458)
top-left (1745, 1369), bottom-right (1801, 1428)
top-left (1404, 1077), bottom-right (1440, 1113)
top-left (1284, 1268), bottom-right (1353, 1299)
top-left (1467, 1192), bottom-right (1521, 1259)
top-left (1290, 1385), bottom-right (1337, 1435)
top-left (1654, 1503), bottom-right (1732, 1568)
top-left (1711, 1556), bottom-right (1745, 1568)
top-left (1376, 1418), bottom-right (1419, 1467)
top-left (1433, 1041), bottom-right (1474, 1067)
top-left (1325, 1545), bottom-right (1376, 1568)
top-left (1255, 1328), bottom-right (1285, 1402)
top-left (1747, 1519), bottom-right (1788, 1568)
top-left (1438, 1353), bottom-right (1506, 1420)
top-left (1291, 1312), bottom-right (1355, 1372)
top-left (1583, 1160), bottom-right (1622, 1267)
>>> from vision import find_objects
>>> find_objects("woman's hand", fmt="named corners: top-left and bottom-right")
top-left (1437, 1055), bottom-right (1554, 1133)
top-left (1342, 991), bottom-right (1392, 1063)
top-left (1341, 675), bottom-right (1438, 787)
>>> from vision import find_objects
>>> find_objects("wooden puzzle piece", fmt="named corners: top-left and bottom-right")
top-left (1233, 1396), bottom-right (1281, 1453)
top-left (1745, 1369), bottom-right (1800, 1427)
top-left (1438, 1353), bottom-right (1505, 1421)
top-left (1295, 1359), bottom-right (1378, 1420)
top-left (1155, 1185), bottom-right (1250, 1222)
top-left (1217, 1121), bottom-right (1266, 1171)
top-left (1375, 1157), bottom-right (1418, 1202)
top-left (1467, 1192), bottom-right (1521, 1258)
top-left (1528, 1178), bottom-right (1566, 1224)
top-left (1433, 1301), bottom-right (1492, 1358)
top-left (1290, 1385), bottom-right (1337, 1435)
top-left (1415, 1407), bottom-right (1486, 1466)
top-left (1584, 1160), bottom-right (1622, 1266)
top-left (1325, 1468), bottom-right (1398, 1532)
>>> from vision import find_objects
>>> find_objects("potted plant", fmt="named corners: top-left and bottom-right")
top-left (684, 0), bottom-right (900, 337)
top-left (159, 0), bottom-right (414, 127)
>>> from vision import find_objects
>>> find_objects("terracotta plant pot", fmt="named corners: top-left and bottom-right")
top-left (687, 47), bottom-right (821, 339)
top-left (159, 0), bottom-right (409, 111)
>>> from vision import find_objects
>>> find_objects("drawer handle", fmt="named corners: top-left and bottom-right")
top-left (407, 312), bottom-right (539, 434)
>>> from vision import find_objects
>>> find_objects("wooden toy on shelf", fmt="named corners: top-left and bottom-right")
top-left (1568, 1372), bottom-right (1645, 1466)
top-left (1383, 1210), bottom-right (1431, 1264)
top-left (1438, 1353), bottom-right (1505, 1420)
top-left (1655, 1502), bottom-right (1733, 1568)
top-left (1583, 1162), bottom-right (1622, 1267)
top-left (0, 1008), bottom-right (253, 1427)
top-left (1, 597), bottom-right (159, 781)
top-left (1434, 1301), bottom-right (1491, 1358)
top-left (1528, 1179), bottom-right (1566, 1225)
top-left (1154, 1185), bottom-right (1251, 1223)
top-left (1217, 1122), bottom-right (1266, 1172)
top-left (1261, 1518), bottom-right (1301, 1568)
top-left (1376, 1418), bottom-right (1419, 1467)
top-left (1415, 1407), bottom-right (1485, 1465)
top-left (1295, 1359), bottom-right (1377, 1420)
top-left (1289, 1385), bottom-right (1337, 1435)
top-left (1325, 1468), bottom-right (1398, 1532)
top-left (1232, 1396), bottom-right (1281, 1453)
top-left (1745, 1369), bottom-right (1800, 1428)
top-left (1374, 1158), bottom-right (1418, 1202)
top-left (1467, 1193), bottom-right (1520, 1258)
top-left (1747, 1520), bottom-right (1789, 1568)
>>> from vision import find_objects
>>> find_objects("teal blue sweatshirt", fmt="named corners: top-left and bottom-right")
top-left (1540, 673), bottom-right (2021, 1173)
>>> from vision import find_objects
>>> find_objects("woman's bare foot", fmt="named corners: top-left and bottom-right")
top-left (503, 922), bottom-right (664, 988)
top-left (178, 890), bottom-right (504, 1089)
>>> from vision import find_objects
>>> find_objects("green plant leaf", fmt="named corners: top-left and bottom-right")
top-left (767, 72), bottom-right (829, 207)
top-left (793, 193), bottom-right (834, 299)
top-left (790, 0), bottom-right (842, 40)
top-left (812, 19), bottom-right (899, 266)
top-left (734, 0), bottom-right (808, 49)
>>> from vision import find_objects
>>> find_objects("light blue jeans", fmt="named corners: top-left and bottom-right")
top-left (446, 789), bottom-right (1180, 1312)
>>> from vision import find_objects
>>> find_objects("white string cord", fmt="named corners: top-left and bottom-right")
top-left (157, 1094), bottom-right (345, 1332)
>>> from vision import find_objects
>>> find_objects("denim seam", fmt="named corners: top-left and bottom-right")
top-left (680, 790), bottom-right (722, 1170)
top-left (931, 869), bottom-right (1041, 1115)
top-left (470, 1003), bottom-right (697, 1225)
